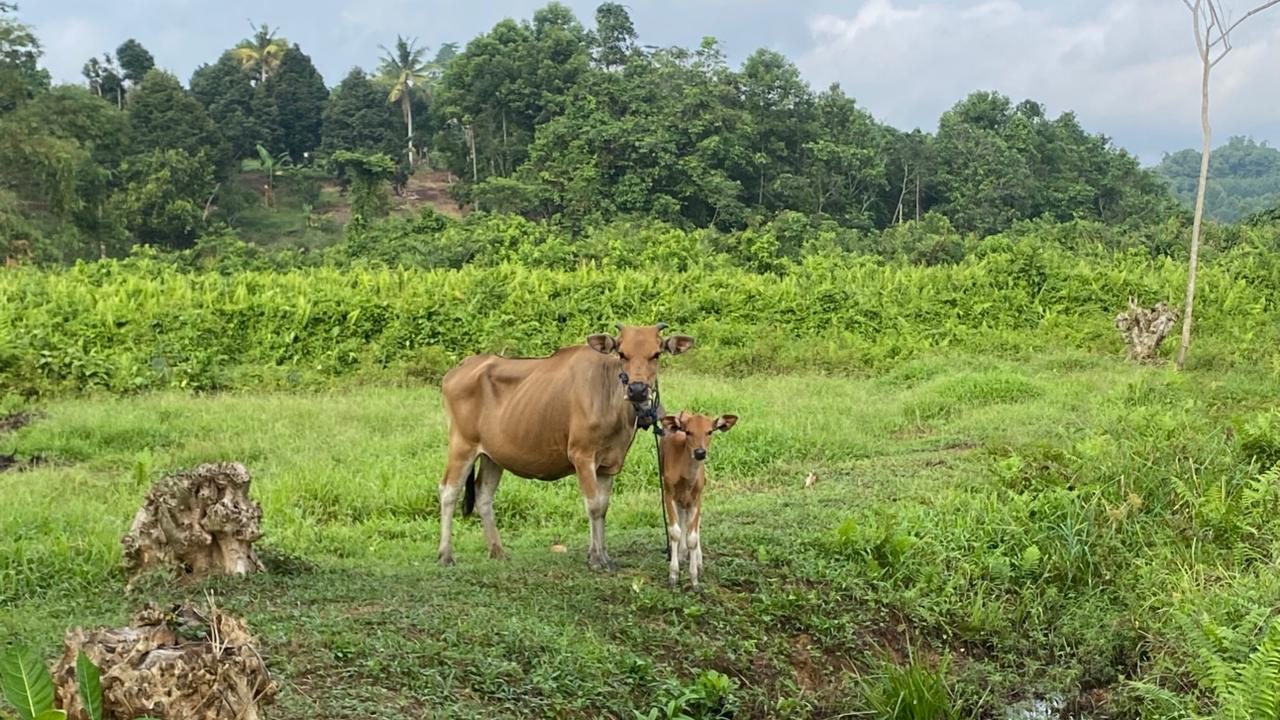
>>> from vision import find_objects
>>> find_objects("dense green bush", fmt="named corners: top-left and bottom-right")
top-left (4, 231), bottom-right (1280, 394)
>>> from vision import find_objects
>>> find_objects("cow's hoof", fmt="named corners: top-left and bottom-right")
top-left (691, 583), bottom-right (704, 594)
top-left (438, 551), bottom-right (455, 566)
top-left (489, 547), bottom-right (507, 561)
top-left (668, 577), bottom-right (678, 589)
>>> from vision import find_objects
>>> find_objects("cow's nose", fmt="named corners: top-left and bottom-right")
top-left (693, 448), bottom-right (707, 461)
top-left (627, 382), bottom-right (649, 400)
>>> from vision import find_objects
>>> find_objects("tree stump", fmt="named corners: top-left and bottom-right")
top-left (121, 462), bottom-right (264, 585)
top-left (1114, 299), bottom-right (1178, 362)
top-left (52, 603), bottom-right (277, 720)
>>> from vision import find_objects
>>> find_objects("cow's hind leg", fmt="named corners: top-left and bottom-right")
top-left (475, 455), bottom-right (505, 560)
top-left (438, 443), bottom-right (479, 566)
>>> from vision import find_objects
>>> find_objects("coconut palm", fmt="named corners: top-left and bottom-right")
top-left (378, 36), bottom-right (432, 169)
top-left (233, 22), bottom-right (288, 84)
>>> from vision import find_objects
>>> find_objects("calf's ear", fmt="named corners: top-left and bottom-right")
top-left (662, 335), bottom-right (695, 355)
top-left (587, 334), bottom-right (618, 354)
top-left (715, 415), bottom-right (738, 432)
top-left (660, 415), bottom-right (682, 433)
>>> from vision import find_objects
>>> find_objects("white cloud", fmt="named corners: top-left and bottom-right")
top-left (799, 0), bottom-right (1280, 161)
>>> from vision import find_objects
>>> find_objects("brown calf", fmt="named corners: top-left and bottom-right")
top-left (658, 411), bottom-right (737, 589)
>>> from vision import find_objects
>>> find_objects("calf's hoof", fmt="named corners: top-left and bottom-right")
top-left (489, 546), bottom-right (507, 561)
top-left (438, 550), bottom-right (455, 566)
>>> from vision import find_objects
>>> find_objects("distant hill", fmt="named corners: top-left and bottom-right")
top-left (1155, 136), bottom-right (1280, 223)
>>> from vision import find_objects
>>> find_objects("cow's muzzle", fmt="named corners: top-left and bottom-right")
top-left (618, 372), bottom-right (651, 403)
top-left (626, 382), bottom-right (650, 403)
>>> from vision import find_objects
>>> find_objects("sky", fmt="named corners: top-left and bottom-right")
top-left (20, 0), bottom-right (1280, 163)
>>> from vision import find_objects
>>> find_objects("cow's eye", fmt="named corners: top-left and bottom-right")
top-left (650, 353), bottom-right (660, 360)
top-left (618, 352), bottom-right (628, 361)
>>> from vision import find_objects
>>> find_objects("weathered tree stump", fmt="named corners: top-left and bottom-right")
top-left (121, 462), bottom-right (264, 585)
top-left (1115, 299), bottom-right (1178, 362)
top-left (52, 603), bottom-right (277, 720)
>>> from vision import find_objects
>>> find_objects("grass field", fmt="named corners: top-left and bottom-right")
top-left (4, 353), bottom-right (1280, 718)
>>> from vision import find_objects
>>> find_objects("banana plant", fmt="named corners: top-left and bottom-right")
top-left (255, 144), bottom-right (293, 209)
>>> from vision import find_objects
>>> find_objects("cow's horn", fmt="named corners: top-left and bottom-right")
top-left (656, 322), bottom-right (669, 332)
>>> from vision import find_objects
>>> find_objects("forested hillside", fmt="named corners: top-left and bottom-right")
top-left (1156, 136), bottom-right (1280, 223)
top-left (1, 1), bottom-right (1190, 266)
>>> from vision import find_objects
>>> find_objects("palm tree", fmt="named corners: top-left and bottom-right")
top-left (233, 22), bottom-right (288, 85)
top-left (378, 36), bottom-right (432, 169)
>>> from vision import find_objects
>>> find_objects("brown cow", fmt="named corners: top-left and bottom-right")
top-left (437, 324), bottom-right (694, 569)
top-left (658, 410), bottom-right (737, 589)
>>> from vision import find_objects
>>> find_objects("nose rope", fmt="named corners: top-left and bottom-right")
top-left (651, 375), bottom-right (671, 560)
top-left (619, 362), bottom-right (671, 559)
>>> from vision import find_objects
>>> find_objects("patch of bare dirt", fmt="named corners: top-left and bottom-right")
top-left (395, 170), bottom-right (469, 218)
top-left (0, 410), bottom-right (38, 433)
top-left (0, 452), bottom-right (44, 473)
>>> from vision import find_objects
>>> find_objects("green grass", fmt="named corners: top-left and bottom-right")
top-left (4, 356), bottom-right (1280, 718)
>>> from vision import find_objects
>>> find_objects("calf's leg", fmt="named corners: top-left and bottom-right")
top-left (665, 494), bottom-right (682, 587)
top-left (688, 504), bottom-right (703, 590)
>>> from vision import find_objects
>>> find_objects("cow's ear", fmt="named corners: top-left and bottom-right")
top-left (660, 415), bottom-right (681, 433)
top-left (662, 335), bottom-right (695, 355)
top-left (587, 334), bottom-right (618, 354)
top-left (715, 415), bottom-right (738, 432)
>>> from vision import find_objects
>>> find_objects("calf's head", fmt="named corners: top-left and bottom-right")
top-left (587, 323), bottom-right (694, 404)
top-left (660, 411), bottom-right (737, 463)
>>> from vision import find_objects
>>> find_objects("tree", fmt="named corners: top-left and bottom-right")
top-left (232, 22), bottom-right (287, 84)
top-left (1157, 137), bottom-right (1280, 222)
top-left (191, 52), bottom-right (274, 161)
top-left (738, 49), bottom-right (815, 210)
top-left (320, 68), bottom-right (403, 159)
top-left (796, 84), bottom-right (885, 225)
top-left (128, 69), bottom-right (231, 172)
top-left (592, 2), bottom-right (637, 70)
top-left (82, 53), bottom-right (124, 107)
top-left (329, 150), bottom-right (396, 221)
top-left (1175, 0), bottom-right (1280, 370)
top-left (264, 45), bottom-right (327, 162)
top-left (115, 38), bottom-right (154, 85)
top-left (0, 2), bottom-right (50, 111)
top-left (378, 36), bottom-right (431, 168)
top-left (113, 149), bottom-right (216, 248)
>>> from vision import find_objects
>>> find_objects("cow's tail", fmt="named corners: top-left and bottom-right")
top-left (461, 462), bottom-right (477, 517)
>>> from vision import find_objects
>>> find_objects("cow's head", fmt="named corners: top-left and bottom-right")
top-left (660, 411), bottom-right (737, 463)
top-left (587, 323), bottom-right (694, 405)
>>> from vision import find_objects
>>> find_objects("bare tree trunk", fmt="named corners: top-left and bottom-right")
top-left (404, 93), bottom-right (415, 170)
top-left (1175, 0), bottom-right (1280, 369)
top-left (1177, 53), bottom-right (1212, 371)
top-left (894, 164), bottom-right (909, 225)
top-left (501, 109), bottom-right (509, 176)
top-left (914, 174), bottom-right (921, 221)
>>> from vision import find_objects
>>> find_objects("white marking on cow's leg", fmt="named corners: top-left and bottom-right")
top-left (688, 529), bottom-right (702, 589)
top-left (476, 455), bottom-right (505, 560)
top-left (437, 446), bottom-right (478, 566)
top-left (689, 505), bottom-right (703, 590)
top-left (574, 456), bottom-right (614, 571)
top-left (593, 473), bottom-right (617, 570)
top-left (665, 494), bottom-right (682, 588)
top-left (676, 506), bottom-right (691, 562)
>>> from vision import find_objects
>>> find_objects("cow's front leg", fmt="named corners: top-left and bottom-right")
top-left (574, 454), bottom-right (616, 571)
